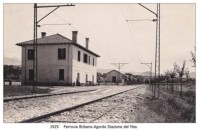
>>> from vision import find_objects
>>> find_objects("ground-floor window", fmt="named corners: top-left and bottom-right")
top-left (92, 75), bottom-right (94, 83)
top-left (86, 74), bottom-right (88, 82)
top-left (29, 69), bottom-right (34, 80)
top-left (59, 69), bottom-right (64, 80)
top-left (77, 73), bottom-right (80, 82)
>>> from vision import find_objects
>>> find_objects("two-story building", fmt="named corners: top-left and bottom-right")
top-left (16, 31), bottom-right (100, 86)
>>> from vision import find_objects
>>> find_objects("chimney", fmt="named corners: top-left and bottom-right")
top-left (72, 31), bottom-right (78, 43)
top-left (41, 32), bottom-right (46, 38)
top-left (86, 38), bottom-right (89, 49)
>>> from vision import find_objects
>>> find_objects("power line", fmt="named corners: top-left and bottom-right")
top-left (111, 63), bottom-right (129, 83)
top-left (137, 3), bottom-right (161, 99)
top-left (32, 3), bottom-right (74, 93)
top-left (118, 4), bottom-right (142, 70)
top-left (47, 7), bottom-right (119, 63)
top-left (126, 19), bottom-right (156, 22)
top-left (111, 63), bottom-right (128, 72)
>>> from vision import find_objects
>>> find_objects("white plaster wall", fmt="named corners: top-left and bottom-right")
top-left (22, 44), bottom-right (72, 84)
top-left (21, 43), bottom-right (98, 85)
top-left (72, 45), bottom-right (97, 84)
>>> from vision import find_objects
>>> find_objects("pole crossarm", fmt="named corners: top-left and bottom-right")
top-left (37, 6), bottom-right (60, 23)
top-left (138, 3), bottom-right (157, 17)
top-left (36, 4), bottom-right (75, 8)
top-left (141, 63), bottom-right (152, 68)
top-left (111, 63), bottom-right (128, 71)
top-left (37, 4), bottom-right (75, 24)
top-left (38, 23), bottom-right (71, 27)
top-left (126, 19), bottom-right (156, 22)
top-left (32, 3), bottom-right (75, 92)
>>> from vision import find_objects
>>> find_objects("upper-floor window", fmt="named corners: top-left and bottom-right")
top-left (58, 48), bottom-right (66, 59)
top-left (78, 51), bottom-right (81, 61)
top-left (93, 57), bottom-right (95, 66)
top-left (89, 56), bottom-right (90, 64)
top-left (84, 54), bottom-right (88, 63)
top-left (28, 49), bottom-right (34, 60)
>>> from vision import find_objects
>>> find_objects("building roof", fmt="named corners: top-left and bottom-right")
top-left (16, 33), bottom-right (100, 57)
top-left (105, 69), bottom-right (124, 76)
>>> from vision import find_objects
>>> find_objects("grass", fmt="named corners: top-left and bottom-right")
top-left (145, 84), bottom-right (195, 122)
top-left (4, 85), bottom-right (52, 97)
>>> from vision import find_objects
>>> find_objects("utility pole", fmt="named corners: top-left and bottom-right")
top-left (111, 63), bottom-right (128, 83)
top-left (155, 4), bottom-right (160, 98)
top-left (33, 3), bottom-right (75, 93)
top-left (141, 62), bottom-right (153, 91)
top-left (129, 3), bottom-right (160, 99)
top-left (138, 3), bottom-right (160, 99)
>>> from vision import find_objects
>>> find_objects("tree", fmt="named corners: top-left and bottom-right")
top-left (164, 71), bottom-right (170, 91)
top-left (185, 70), bottom-right (190, 78)
top-left (174, 60), bottom-right (188, 96)
top-left (168, 66), bottom-right (177, 94)
top-left (190, 47), bottom-right (196, 67)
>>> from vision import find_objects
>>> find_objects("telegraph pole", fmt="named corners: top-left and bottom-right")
top-left (155, 4), bottom-right (160, 98)
top-left (138, 3), bottom-right (160, 99)
top-left (33, 3), bottom-right (75, 93)
top-left (111, 63), bottom-right (128, 83)
top-left (127, 3), bottom-right (160, 99)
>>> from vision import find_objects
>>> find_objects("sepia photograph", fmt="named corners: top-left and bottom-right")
top-left (2, 2), bottom-right (196, 125)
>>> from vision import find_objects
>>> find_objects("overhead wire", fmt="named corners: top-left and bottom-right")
top-left (118, 4), bottom-right (142, 70)
top-left (44, 6), bottom-right (118, 65)
top-left (72, 5), bottom-right (119, 63)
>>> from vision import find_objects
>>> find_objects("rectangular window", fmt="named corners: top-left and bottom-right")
top-left (86, 74), bottom-right (88, 82)
top-left (84, 54), bottom-right (88, 63)
top-left (93, 58), bottom-right (95, 66)
top-left (92, 75), bottom-right (94, 83)
top-left (78, 51), bottom-right (81, 61)
top-left (58, 48), bottom-right (66, 59)
top-left (59, 69), bottom-right (64, 80)
top-left (77, 73), bottom-right (80, 82)
top-left (89, 56), bottom-right (90, 64)
top-left (29, 69), bottom-right (34, 80)
top-left (28, 49), bottom-right (34, 60)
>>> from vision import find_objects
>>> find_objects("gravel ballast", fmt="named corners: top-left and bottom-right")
top-left (42, 85), bottom-right (149, 123)
top-left (4, 86), bottom-right (140, 123)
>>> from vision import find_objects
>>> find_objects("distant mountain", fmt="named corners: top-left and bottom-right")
top-left (141, 71), bottom-right (155, 76)
top-left (97, 69), bottom-right (112, 74)
top-left (97, 69), bottom-right (195, 78)
top-left (97, 69), bottom-right (152, 76)
top-left (189, 72), bottom-right (196, 78)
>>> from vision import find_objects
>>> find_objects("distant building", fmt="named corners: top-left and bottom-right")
top-left (105, 70), bottom-right (124, 83)
top-left (16, 31), bottom-right (100, 86)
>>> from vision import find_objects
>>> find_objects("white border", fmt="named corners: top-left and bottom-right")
top-left (1, 0), bottom-right (198, 131)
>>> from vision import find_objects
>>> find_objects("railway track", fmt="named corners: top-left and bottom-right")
top-left (4, 89), bottom-right (96, 102)
top-left (18, 85), bottom-right (143, 123)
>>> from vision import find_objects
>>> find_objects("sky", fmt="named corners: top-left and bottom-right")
top-left (3, 3), bottom-right (196, 74)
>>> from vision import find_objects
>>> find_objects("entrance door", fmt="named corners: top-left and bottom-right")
top-left (112, 76), bottom-right (116, 83)
top-left (76, 73), bottom-right (80, 86)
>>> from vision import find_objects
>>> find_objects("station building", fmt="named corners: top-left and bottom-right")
top-left (16, 31), bottom-right (100, 86)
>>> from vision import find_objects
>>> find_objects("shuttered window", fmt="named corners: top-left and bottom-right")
top-left (28, 49), bottom-right (34, 60)
top-left (58, 48), bottom-right (66, 59)
top-left (78, 51), bottom-right (81, 61)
